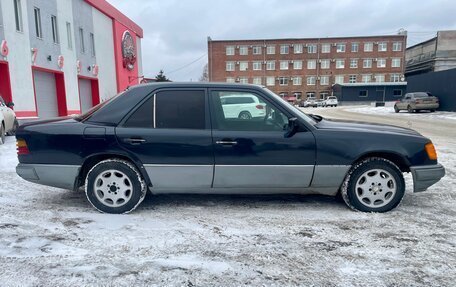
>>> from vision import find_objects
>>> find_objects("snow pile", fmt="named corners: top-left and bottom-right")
top-left (348, 106), bottom-right (456, 121)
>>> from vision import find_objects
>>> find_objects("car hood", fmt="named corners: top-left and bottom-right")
top-left (315, 118), bottom-right (422, 137)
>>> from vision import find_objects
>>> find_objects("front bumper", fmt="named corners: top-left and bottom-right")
top-left (410, 164), bottom-right (445, 192)
top-left (16, 163), bottom-right (80, 190)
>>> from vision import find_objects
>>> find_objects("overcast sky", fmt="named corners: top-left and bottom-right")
top-left (108, 0), bottom-right (456, 81)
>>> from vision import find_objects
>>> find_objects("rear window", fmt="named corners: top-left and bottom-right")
top-left (328, 96), bottom-right (336, 100)
top-left (221, 97), bottom-right (255, 105)
top-left (414, 93), bottom-right (431, 98)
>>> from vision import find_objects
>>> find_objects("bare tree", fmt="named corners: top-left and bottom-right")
top-left (199, 63), bottom-right (209, 82)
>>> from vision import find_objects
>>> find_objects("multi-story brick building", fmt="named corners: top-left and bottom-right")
top-left (208, 34), bottom-right (407, 102)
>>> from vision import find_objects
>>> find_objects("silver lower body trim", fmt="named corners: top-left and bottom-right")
top-left (143, 164), bottom-right (213, 189)
top-left (16, 163), bottom-right (80, 190)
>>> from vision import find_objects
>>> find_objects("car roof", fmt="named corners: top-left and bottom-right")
top-left (131, 82), bottom-right (265, 90)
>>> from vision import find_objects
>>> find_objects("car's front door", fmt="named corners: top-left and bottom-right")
top-left (209, 89), bottom-right (316, 189)
top-left (116, 89), bottom-right (214, 190)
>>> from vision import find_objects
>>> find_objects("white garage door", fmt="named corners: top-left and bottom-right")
top-left (78, 79), bottom-right (92, 113)
top-left (33, 71), bottom-right (58, 119)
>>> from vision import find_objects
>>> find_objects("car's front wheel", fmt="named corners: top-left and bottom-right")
top-left (0, 124), bottom-right (5, 145)
top-left (85, 159), bottom-right (146, 214)
top-left (341, 157), bottom-right (405, 212)
top-left (394, 105), bottom-right (399, 113)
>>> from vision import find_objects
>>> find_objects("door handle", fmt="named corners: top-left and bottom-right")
top-left (216, 140), bottom-right (238, 146)
top-left (124, 138), bottom-right (146, 145)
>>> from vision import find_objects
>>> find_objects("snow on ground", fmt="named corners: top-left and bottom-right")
top-left (347, 105), bottom-right (456, 121)
top-left (1, 109), bottom-right (456, 286)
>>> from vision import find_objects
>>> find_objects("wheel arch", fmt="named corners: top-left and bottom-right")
top-left (75, 153), bottom-right (152, 191)
top-left (353, 151), bottom-right (411, 172)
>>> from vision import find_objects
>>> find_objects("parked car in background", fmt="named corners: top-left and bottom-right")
top-left (394, 92), bottom-right (439, 113)
top-left (315, 99), bottom-right (325, 107)
top-left (0, 96), bottom-right (18, 144)
top-left (304, 96), bottom-right (316, 107)
top-left (220, 94), bottom-right (266, 119)
top-left (324, 96), bottom-right (338, 107)
top-left (16, 83), bottom-right (445, 214)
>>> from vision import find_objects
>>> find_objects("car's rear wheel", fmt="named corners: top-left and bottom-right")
top-left (0, 124), bottom-right (4, 145)
top-left (238, 111), bottom-right (252, 120)
top-left (7, 119), bottom-right (19, 136)
top-left (85, 159), bottom-right (146, 214)
top-left (407, 105), bottom-right (414, 113)
top-left (394, 105), bottom-right (399, 113)
top-left (341, 157), bottom-right (405, 212)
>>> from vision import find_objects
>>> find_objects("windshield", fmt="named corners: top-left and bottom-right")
top-left (262, 87), bottom-right (317, 125)
top-left (75, 92), bottom-right (124, 121)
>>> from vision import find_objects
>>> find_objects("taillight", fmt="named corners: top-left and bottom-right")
top-left (16, 139), bottom-right (30, 155)
top-left (256, 104), bottom-right (264, 110)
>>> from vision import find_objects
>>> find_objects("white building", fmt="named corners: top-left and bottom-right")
top-left (0, 0), bottom-right (143, 119)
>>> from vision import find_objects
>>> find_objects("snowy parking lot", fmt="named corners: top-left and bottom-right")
top-left (1, 106), bottom-right (456, 286)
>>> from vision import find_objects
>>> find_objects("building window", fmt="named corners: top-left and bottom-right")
top-left (66, 22), bottom-right (73, 49)
top-left (320, 92), bottom-right (329, 99)
top-left (51, 15), bottom-right (59, 44)
top-left (280, 45), bottom-right (289, 54)
top-left (226, 46), bottom-right (235, 55)
top-left (253, 77), bottom-right (262, 85)
top-left (280, 61), bottom-right (289, 70)
top-left (320, 59), bottom-right (330, 69)
top-left (321, 43), bottom-right (330, 53)
top-left (14, 0), bottom-right (23, 32)
top-left (335, 75), bottom-right (344, 84)
top-left (279, 77), bottom-right (289, 86)
top-left (89, 33), bottom-right (96, 56)
top-left (320, 76), bottom-right (329, 85)
top-left (292, 77), bottom-right (302, 86)
top-left (378, 42), bottom-right (387, 52)
top-left (239, 46), bottom-right (248, 55)
top-left (79, 27), bottom-right (85, 53)
top-left (226, 77), bottom-right (235, 83)
top-left (393, 89), bottom-right (403, 97)
top-left (336, 59), bottom-right (345, 69)
top-left (239, 61), bottom-right (248, 71)
top-left (252, 61), bottom-right (262, 71)
top-left (391, 74), bottom-right (401, 82)
top-left (266, 76), bottom-right (275, 86)
top-left (293, 60), bottom-right (303, 70)
top-left (362, 74), bottom-right (371, 83)
top-left (307, 76), bottom-right (316, 85)
top-left (363, 59), bottom-right (372, 68)
top-left (349, 75), bottom-right (357, 83)
top-left (392, 42), bottom-right (402, 51)
top-left (267, 45), bottom-right (276, 54)
top-left (392, 58), bottom-right (401, 68)
top-left (364, 42), bottom-right (373, 52)
top-left (253, 46), bottom-right (262, 55)
top-left (351, 43), bottom-right (359, 52)
top-left (266, 61), bottom-right (275, 70)
top-left (307, 44), bottom-right (317, 53)
top-left (307, 60), bottom-right (316, 69)
top-left (226, 61), bottom-right (235, 71)
top-left (359, 90), bottom-right (368, 97)
top-left (375, 74), bottom-right (385, 82)
top-left (350, 59), bottom-right (358, 68)
top-left (294, 44), bottom-right (303, 54)
top-left (34, 7), bottom-right (42, 38)
top-left (336, 43), bottom-right (346, 53)
top-left (377, 58), bottom-right (386, 68)
top-left (239, 77), bottom-right (248, 84)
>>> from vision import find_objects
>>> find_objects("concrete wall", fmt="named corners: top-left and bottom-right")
top-left (72, 0), bottom-right (95, 79)
top-left (1, 0), bottom-right (36, 115)
top-left (407, 68), bottom-right (456, 111)
top-left (92, 7), bottom-right (116, 101)
top-left (0, 0), bottom-right (5, 40)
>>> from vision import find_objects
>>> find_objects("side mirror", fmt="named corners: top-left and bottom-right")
top-left (6, 102), bottom-right (14, 108)
top-left (284, 117), bottom-right (299, 138)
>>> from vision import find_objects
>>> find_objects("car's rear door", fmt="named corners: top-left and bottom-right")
top-left (209, 88), bottom-right (316, 189)
top-left (116, 88), bottom-right (214, 190)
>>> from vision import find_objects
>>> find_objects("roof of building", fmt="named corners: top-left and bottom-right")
top-left (334, 82), bottom-right (407, 87)
top-left (85, 0), bottom-right (143, 38)
top-left (208, 34), bottom-right (406, 43)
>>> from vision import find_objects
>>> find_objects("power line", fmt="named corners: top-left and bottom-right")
top-left (166, 53), bottom-right (207, 75)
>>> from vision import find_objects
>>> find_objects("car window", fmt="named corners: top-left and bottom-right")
top-left (414, 93), bottom-right (430, 98)
top-left (156, 90), bottom-right (205, 129)
top-left (124, 96), bottom-right (154, 128)
top-left (211, 91), bottom-right (289, 132)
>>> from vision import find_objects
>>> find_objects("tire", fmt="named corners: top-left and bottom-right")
top-left (430, 109), bottom-right (436, 113)
top-left (0, 124), bottom-right (4, 145)
top-left (407, 105), bottom-right (414, 113)
top-left (85, 159), bottom-right (146, 214)
top-left (394, 105), bottom-right (399, 113)
top-left (238, 111), bottom-right (252, 120)
top-left (7, 119), bottom-right (19, 136)
top-left (341, 157), bottom-right (405, 213)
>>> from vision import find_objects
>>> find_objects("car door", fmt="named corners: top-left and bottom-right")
top-left (399, 94), bottom-right (410, 109)
top-left (116, 89), bottom-right (214, 190)
top-left (0, 97), bottom-right (11, 131)
top-left (209, 89), bottom-right (316, 189)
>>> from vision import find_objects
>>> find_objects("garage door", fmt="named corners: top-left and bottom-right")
top-left (78, 79), bottom-right (92, 113)
top-left (33, 71), bottom-right (58, 119)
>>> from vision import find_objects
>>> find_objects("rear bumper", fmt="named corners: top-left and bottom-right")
top-left (410, 164), bottom-right (445, 192)
top-left (414, 103), bottom-right (439, 109)
top-left (16, 163), bottom-right (80, 190)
